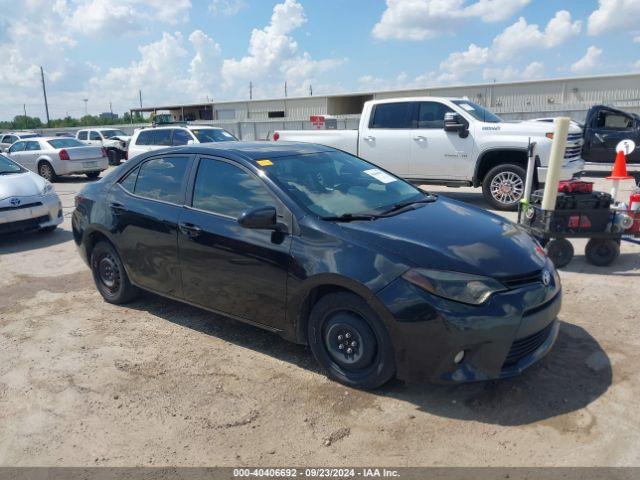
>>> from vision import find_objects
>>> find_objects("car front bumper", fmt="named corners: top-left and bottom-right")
top-left (376, 270), bottom-right (561, 384)
top-left (56, 157), bottom-right (109, 175)
top-left (537, 158), bottom-right (585, 183)
top-left (0, 193), bottom-right (63, 234)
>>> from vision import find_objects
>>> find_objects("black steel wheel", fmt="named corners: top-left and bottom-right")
top-left (585, 238), bottom-right (620, 267)
top-left (91, 241), bottom-right (140, 304)
top-left (545, 238), bottom-right (574, 269)
top-left (308, 292), bottom-right (395, 389)
top-left (38, 162), bottom-right (57, 182)
top-left (107, 149), bottom-right (120, 166)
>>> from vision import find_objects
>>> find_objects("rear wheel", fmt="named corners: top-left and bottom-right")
top-left (91, 241), bottom-right (140, 304)
top-left (308, 292), bottom-right (395, 389)
top-left (545, 238), bottom-right (574, 268)
top-left (482, 164), bottom-right (527, 211)
top-left (38, 162), bottom-right (57, 182)
top-left (585, 238), bottom-right (620, 267)
top-left (86, 171), bottom-right (100, 180)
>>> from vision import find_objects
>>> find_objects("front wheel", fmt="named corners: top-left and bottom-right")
top-left (86, 171), bottom-right (101, 180)
top-left (585, 238), bottom-right (620, 267)
top-left (91, 241), bottom-right (140, 304)
top-left (308, 292), bottom-right (395, 389)
top-left (482, 164), bottom-right (527, 211)
top-left (107, 150), bottom-right (120, 166)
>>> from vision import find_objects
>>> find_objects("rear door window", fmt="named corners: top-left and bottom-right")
top-left (78, 131), bottom-right (88, 140)
top-left (25, 141), bottom-right (41, 151)
top-left (133, 156), bottom-right (190, 204)
top-left (135, 130), bottom-right (153, 145)
top-left (369, 102), bottom-right (414, 129)
top-left (119, 166), bottom-right (140, 193)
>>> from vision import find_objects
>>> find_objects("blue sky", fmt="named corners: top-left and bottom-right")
top-left (0, 0), bottom-right (638, 120)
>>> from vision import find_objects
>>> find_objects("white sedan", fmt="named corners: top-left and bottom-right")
top-left (6, 136), bottom-right (108, 182)
top-left (0, 154), bottom-right (63, 235)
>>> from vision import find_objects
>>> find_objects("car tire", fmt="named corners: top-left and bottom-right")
top-left (545, 238), bottom-right (574, 268)
top-left (308, 292), bottom-right (395, 389)
top-left (482, 164), bottom-right (527, 211)
top-left (86, 171), bottom-right (100, 180)
top-left (585, 238), bottom-right (620, 267)
top-left (91, 241), bottom-right (140, 304)
top-left (107, 150), bottom-right (120, 166)
top-left (38, 161), bottom-right (58, 182)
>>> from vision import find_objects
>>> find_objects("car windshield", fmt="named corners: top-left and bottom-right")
top-left (48, 138), bottom-right (84, 148)
top-left (263, 150), bottom-right (425, 218)
top-left (0, 154), bottom-right (22, 174)
top-left (101, 129), bottom-right (127, 138)
top-left (452, 100), bottom-right (502, 123)
top-left (191, 129), bottom-right (237, 143)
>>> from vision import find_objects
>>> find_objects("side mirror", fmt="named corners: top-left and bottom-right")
top-left (237, 206), bottom-right (278, 230)
top-left (444, 112), bottom-right (469, 138)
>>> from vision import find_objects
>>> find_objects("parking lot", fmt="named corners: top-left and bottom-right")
top-left (1, 169), bottom-right (639, 467)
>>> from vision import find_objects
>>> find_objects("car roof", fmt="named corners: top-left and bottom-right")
top-left (3, 131), bottom-right (39, 136)
top-left (150, 141), bottom-right (335, 160)
top-left (134, 125), bottom-right (225, 133)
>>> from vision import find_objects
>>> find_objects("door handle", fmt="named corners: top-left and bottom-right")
top-left (363, 136), bottom-right (375, 142)
top-left (179, 222), bottom-right (202, 238)
top-left (413, 136), bottom-right (427, 142)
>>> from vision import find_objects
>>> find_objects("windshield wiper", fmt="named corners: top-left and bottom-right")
top-left (379, 194), bottom-right (437, 216)
top-left (322, 213), bottom-right (380, 222)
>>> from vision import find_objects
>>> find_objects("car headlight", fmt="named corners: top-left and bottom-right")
top-left (41, 181), bottom-right (54, 195)
top-left (402, 269), bottom-right (507, 305)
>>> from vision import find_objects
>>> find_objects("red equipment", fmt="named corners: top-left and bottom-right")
top-left (557, 180), bottom-right (593, 194)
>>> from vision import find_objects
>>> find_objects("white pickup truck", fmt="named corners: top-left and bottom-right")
top-left (273, 97), bottom-right (585, 210)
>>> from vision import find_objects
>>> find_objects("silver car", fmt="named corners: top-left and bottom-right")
top-left (6, 136), bottom-right (108, 182)
top-left (0, 131), bottom-right (41, 152)
top-left (0, 154), bottom-right (63, 234)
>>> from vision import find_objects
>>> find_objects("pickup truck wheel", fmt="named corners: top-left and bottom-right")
top-left (107, 150), bottom-right (120, 166)
top-left (482, 164), bottom-right (526, 211)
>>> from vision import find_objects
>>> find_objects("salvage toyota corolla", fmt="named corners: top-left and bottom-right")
top-left (72, 142), bottom-right (561, 389)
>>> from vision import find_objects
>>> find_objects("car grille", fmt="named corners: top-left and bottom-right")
top-left (564, 133), bottom-right (584, 160)
top-left (503, 322), bottom-right (554, 367)
top-left (0, 214), bottom-right (49, 234)
top-left (0, 201), bottom-right (43, 212)
top-left (499, 270), bottom-right (542, 289)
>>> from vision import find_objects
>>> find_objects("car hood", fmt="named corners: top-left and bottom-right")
top-left (337, 197), bottom-right (546, 278)
top-left (494, 120), bottom-right (583, 136)
top-left (0, 170), bottom-right (46, 201)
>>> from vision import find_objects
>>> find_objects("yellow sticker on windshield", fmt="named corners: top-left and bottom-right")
top-left (257, 159), bottom-right (273, 166)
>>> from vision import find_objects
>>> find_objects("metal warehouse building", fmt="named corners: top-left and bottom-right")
top-left (130, 72), bottom-right (640, 141)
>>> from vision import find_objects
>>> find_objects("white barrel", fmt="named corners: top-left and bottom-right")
top-left (541, 117), bottom-right (570, 211)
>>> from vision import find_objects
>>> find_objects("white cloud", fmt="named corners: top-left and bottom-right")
top-left (634, 35), bottom-right (640, 43)
top-left (635, 60), bottom-right (640, 69)
top-left (588, 0), bottom-right (640, 36)
top-left (372, 0), bottom-right (530, 41)
top-left (439, 11), bottom-right (580, 80)
top-left (221, 0), bottom-right (343, 97)
top-left (59, 0), bottom-right (192, 36)
top-left (209, 0), bottom-right (246, 16)
top-left (483, 61), bottom-right (544, 82)
top-left (571, 46), bottom-right (603, 73)
top-left (492, 11), bottom-right (581, 61)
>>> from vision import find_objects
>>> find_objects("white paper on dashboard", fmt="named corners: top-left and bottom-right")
top-left (363, 168), bottom-right (397, 184)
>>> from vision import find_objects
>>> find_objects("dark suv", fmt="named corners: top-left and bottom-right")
top-left (72, 142), bottom-right (561, 389)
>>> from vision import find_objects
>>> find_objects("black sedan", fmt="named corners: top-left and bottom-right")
top-left (72, 142), bottom-right (561, 389)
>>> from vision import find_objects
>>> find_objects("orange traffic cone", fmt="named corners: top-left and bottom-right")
top-left (607, 150), bottom-right (634, 180)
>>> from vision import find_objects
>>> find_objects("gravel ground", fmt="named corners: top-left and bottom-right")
top-left (0, 170), bottom-right (639, 467)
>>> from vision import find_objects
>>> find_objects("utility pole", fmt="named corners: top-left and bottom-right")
top-left (249, 81), bottom-right (253, 100)
top-left (109, 101), bottom-right (113, 116)
top-left (83, 98), bottom-right (88, 116)
top-left (40, 66), bottom-right (50, 127)
top-left (284, 81), bottom-right (287, 98)
top-left (309, 84), bottom-right (313, 96)
top-left (139, 89), bottom-right (142, 108)
top-left (23, 104), bottom-right (27, 129)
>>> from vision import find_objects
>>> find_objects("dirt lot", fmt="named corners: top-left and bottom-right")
top-left (1, 171), bottom-right (639, 467)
